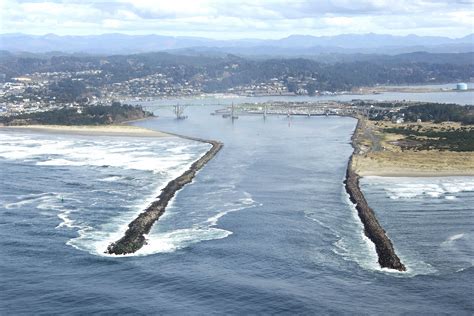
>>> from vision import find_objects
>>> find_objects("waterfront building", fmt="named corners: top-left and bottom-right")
top-left (456, 82), bottom-right (468, 90)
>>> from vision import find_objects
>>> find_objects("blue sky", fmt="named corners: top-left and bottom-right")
top-left (1, 0), bottom-right (473, 38)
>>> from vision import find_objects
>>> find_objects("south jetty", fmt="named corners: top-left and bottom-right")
top-left (107, 135), bottom-right (223, 255)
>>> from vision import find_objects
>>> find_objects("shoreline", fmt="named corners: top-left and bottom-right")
top-left (354, 170), bottom-right (474, 177)
top-left (2, 123), bottom-right (221, 255)
top-left (1, 123), bottom-right (223, 255)
top-left (346, 117), bottom-right (472, 269)
top-left (352, 152), bottom-right (474, 177)
top-left (106, 134), bottom-right (223, 255)
top-left (345, 117), bottom-right (406, 271)
top-left (0, 124), bottom-right (170, 137)
top-left (351, 119), bottom-right (474, 177)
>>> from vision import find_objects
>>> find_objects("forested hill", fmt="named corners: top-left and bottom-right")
top-left (0, 51), bottom-right (472, 93)
top-left (0, 103), bottom-right (153, 126)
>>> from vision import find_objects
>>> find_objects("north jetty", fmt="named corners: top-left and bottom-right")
top-left (107, 135), bottom-right (223, 255)
top-left (345, 118), bottom-right (406, 271)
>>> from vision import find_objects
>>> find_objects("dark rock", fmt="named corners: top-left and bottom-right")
top-left (106, 136), bottom-right (223, 255)
top-left (344, 117), bottom-right (406, 271)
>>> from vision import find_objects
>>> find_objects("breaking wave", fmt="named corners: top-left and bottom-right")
top-left (363, 176), bottom-right (474, 200)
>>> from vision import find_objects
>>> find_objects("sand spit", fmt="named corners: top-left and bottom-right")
top-left (1, 125), bottom-right (170, 137)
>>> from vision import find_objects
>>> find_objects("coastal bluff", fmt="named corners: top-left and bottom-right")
top-left (107, 136), bottom-right (223, 255)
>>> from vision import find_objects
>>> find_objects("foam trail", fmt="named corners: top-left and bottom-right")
top-left (75, 192), bottom-right (258, 257)
top-left (134, 195), bottom-right (258, 256)
top-left (337, 192), bottom-right (380, 272)
top-left (441, 233), bottom-right (465, 247)
top-left (1, 130), bottom-right (218, 257)
top-left (0, 131), bottom-right (210, 174)
top-left (338, 191), bottom-right (436, 277)
top-left (4, 193), bottom-right (59, 209)
top-left (364, 176), bottom-right (474, 200)
top-left (66, 151), bottom-right (213, 256)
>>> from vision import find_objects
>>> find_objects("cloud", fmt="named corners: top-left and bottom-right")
top-left (0, 0), bottom-right (472, 38)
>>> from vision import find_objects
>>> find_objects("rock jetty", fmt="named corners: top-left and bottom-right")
top-left (344, 118), bottom-right (406, 271)
top-left (107, 136), bottom-right (223, 255)
top-left (344, 158), bottom-right (406, 271)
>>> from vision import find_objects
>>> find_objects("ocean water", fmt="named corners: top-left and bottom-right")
top-left (1, 108), bottom-right (473, 314)
top-left (360, 177), bottom-right (474, 276)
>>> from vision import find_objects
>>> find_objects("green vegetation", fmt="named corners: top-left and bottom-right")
top-left (1, 52), bottom-right (473, 98)
top-left (384, 125), bottom-right (474, 152)
top-left (48, 78), bottom-right (99, 103)
top-left (0, 102), bottom-right (153, 126)
top-left (400, 103), bottom-right (474, 125)
top-left (355, 101), bottom-right (408, 108)
top-left (365, 102), bottom-right (474, 125)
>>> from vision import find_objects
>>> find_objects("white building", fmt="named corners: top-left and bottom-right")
top-left (456, 83), bottom-right (468, 90)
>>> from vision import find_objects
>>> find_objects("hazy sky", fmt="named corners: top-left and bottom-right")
top-left (1, 0), bottom-right (473, 38)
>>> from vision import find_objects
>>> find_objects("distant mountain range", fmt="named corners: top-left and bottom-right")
top-left (0, 33), bottom-right (472, 56)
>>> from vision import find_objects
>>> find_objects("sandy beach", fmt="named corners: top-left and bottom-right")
top-left (1, 125), bottom-right (170, 137)
top-left (352, 151), bottom-right (474, 177)
top-left (352, 119), bottom-right (474, 177)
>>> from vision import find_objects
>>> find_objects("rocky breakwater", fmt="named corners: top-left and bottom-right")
top-left (107, 136), bottom-right (223, 255)
top-left (344, 117), bottom-right (406, 271)
top-left (344, 158), bottom-right (406, 271)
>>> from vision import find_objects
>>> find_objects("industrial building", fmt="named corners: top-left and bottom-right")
top-left (456, 82), bottom-right (468, 90)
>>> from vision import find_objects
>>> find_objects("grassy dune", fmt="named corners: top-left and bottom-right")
top-left (352, 120), bottom-right (474, 177)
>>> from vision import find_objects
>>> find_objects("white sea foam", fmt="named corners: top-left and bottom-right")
top-left (339, 189), bottom-right (437, 277)
top-left (37, 130), bottom-right (239, 257)
top-left (32, 194), bottom-right (82, 229)
top-left (57, 210), bottom-right (81, 229)
top-left (166, 145), bottom-right (189, 154)
top-left (68, 190), bottom-right (258, 257)
top-left (1, 130), bottom-right (220, 257)
top-left (64, 155), bottom-right (210, 256)
top-left (3, 191), bottom-right (81, 229)
top-left (138, 227), bottom-right (232, 255)
top-left (335, 192), bottom-right (381, 272)
top-left (69, 226), bottom-right (232, 257)
top-left (441, 233), bottom-right (465, 246)
top-left (206, 194), bottom-right (257, 227)
top-left (364, 176), bottom-right (474, 200)
top-left (0, 132), bottom-right (210, 174)
top-left (99, 175), bottom-right (125, 182)
top-left (134, 194), bottom-right (258, 256)
top-left (84, 156), bottom-right (196, 250)
top-left (4, 193), bottom-right (57, 209)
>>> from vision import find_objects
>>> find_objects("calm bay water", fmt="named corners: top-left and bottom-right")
top-left (132, 85), bottom-right (474, 108)
top-left (1, 104), bottom-right (473, 314)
